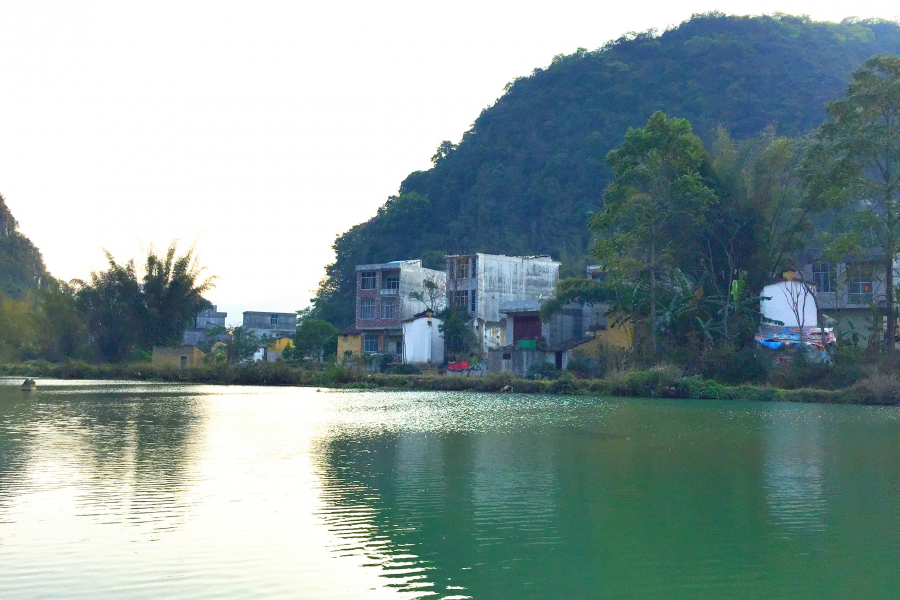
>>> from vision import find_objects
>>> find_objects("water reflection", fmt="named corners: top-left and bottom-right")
top-left (763, 406), bottom-right (827, 533)
top-left (310, 395), bottom-right (900, 600)
top-left (1, 383), bottom-right (898, 599)
top-left (0, 380), bottom-right (205, 535)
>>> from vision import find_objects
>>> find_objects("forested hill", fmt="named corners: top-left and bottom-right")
top-left (314, 13), bottom-right (900, 327)
top-left (0, 194), bottom-right (49, 299)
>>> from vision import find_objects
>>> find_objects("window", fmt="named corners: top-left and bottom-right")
top-left (382, 273), bottom-right (399, 289)
top-left (813, 263), bottom-right (834, 293)
top-left (846, 264), bottom-right (873, 304)
top-left (360, 271), bottom-right (376, 290)
top-left (270, 314), bottom-right (279, 326)
top-left (395, 341), bottom-right (403, 356)
top-left (449, 258), bottom-right (470, 280)
top-left (470, 258), bottom-right (477, 279)
top-left (364, 333), bottom-right (379, 353)
top-left (470, 291), bottom-right (476, 313)
top-left (360, 298), bottom-right (375, 320)
top-left (453, 290), bottom-right (469, 310)
top-left (380, 299), bottom-right (397, 319)
top-left (382, 272), bottom-right (399, 295)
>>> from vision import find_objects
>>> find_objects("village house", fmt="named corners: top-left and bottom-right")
top-left (182, 304), bottom-right (228, 346)
top-left (242, 311), bottom-right (298, 361)
top-left (402, 309), bottom-right (444, 364)
top-left (799, 260), bottom-right (900, 348)
top-left (445, 253), bottom-right (559, 353)
top-left (242, 311), bottom-right (298, 339)
top-left (754, 268), bottom-right (835, 363)
top-left (487, 265), bottom-right (633, 377)
top-left (152, 345), bottom-right (206, 369)
top-left (337, 327), bottom-right (362, 361)
top-left (355, 259), bottom-right (447, 361)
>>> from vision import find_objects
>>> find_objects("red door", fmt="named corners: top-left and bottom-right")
top-left (513, 316), bottom-right (542, 341)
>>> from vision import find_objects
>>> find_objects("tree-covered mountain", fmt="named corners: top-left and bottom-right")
top-left (313, 13), bottom-right (900, 327)
top-left (0, 194), bottom-right (48, 299)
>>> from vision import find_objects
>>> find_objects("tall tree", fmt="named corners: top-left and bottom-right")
top-left (79, 243), bottom-right (215, 362)
top-left (591, 111), bottom-right (717, 356)
top-left (141, 242), bottom-right (215, 347)
top-left (78, 254), bottom-right (143, 362)
top-left (804, 55), bottom-right (900, 353)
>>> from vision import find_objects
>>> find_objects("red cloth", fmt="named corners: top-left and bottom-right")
top-left (447, 361), bottom-right (469, 371)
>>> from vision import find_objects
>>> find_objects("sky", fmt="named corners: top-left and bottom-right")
top-left (1, 1), bottom-right (898, 324)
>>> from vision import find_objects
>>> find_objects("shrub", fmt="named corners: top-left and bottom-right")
top-left (388, 363), bottom-right (422, 375)
top-left (549, 371), bottom-right (578, 394)
top-left (482, 371), bottom-right (514, 391)
top-left (841, 373), bottom-right (900, 405)
top-left (526, 361), bottom-right (560, 380)
top-left (700, 345), bottom-right (766, 384)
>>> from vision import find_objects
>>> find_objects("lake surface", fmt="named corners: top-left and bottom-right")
top-left (0, 378), bottom-right (898, 599)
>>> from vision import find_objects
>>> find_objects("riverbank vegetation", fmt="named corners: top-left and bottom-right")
top-left (0, 242), bottom-right (213, 363)
top-left (3, 359), bottom-right (898, 406)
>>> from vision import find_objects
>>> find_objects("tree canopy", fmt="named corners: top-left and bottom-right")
top-left (310, 13), bottom-right (900, 328)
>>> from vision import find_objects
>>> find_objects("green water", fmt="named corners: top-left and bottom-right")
top-left (0, 379), bottom-right (898, 599)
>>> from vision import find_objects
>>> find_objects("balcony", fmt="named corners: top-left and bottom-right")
top-left (380, 288), bottom-right (398, 295)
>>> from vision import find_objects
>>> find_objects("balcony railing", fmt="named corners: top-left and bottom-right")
top-left (380, 288), bottom-right (398, 295)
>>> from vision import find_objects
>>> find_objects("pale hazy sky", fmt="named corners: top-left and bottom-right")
top-left (1, 1), bottom-right (897, 323)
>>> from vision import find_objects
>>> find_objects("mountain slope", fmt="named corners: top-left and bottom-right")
top-left (315, 13), bottom-right (900, 326)
top-left (0, 194), bottom-right (49, 299)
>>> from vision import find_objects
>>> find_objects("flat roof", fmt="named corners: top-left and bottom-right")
top-left (355, 259), bottom-right (422, 271)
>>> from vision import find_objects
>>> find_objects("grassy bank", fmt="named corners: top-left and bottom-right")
top-left (1, 360), bottom-right (896, 406)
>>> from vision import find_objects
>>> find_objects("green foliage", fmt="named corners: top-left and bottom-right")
top-left (437, 305), bottom-right (479, 358)
top-left (289, 317), bottom-right (338, 361)
top-left (310, 14), bottom-right (900, 328)
top-left (140, 242), bottom-right (215, 348)
top-left (0, 194), bottom-right (49, 300)
top-left (805, 55), bottom-right (900, 349)
top-left (526, 361), bottom-right (560, 380)
top-left (227, 326), bottom-right (263, 364)
top-left (76, 243), bottom-right (214, 362)
top-left (388, 363), bottom-right (422, 375)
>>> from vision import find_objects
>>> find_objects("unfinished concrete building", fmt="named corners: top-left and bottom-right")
top-left (445, 253), bottom-right (560, 353)
top-left (355, 260), bottom-right (447, 360)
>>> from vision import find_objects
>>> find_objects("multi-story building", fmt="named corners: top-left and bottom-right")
top-left (182, 304), bottom-right (228, 346)
top-left (355, 259), bottom-right (447, 360)
top-left (801, 259), bottom-right (900, 347)
top-left (445, 253), bottom-right (560, 352)
top-left (242, 311), bottom-right (298, 340)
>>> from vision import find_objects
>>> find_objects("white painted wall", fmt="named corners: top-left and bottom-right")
top-left (761, 281), bottom-right (818, 328)
top-left (402, 316), bottom-right (444, 364)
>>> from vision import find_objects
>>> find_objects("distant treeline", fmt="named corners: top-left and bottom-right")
top-left (0, 242), bottom-right (213, 363)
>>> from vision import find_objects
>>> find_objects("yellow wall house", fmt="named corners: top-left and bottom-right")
top-left (266, 337), bottom-right (294, 362)
top-left (152, 345), bottom-right (206, 368)
top-left (589, 310), bottom-right (634, 351)
top-left (337, 327), bottom-right (362, 359)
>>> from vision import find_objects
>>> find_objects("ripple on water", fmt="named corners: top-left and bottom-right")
top-left (0, 381), bottom-right (898, 599)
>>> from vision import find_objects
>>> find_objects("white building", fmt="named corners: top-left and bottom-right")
top-left (445, 253), bottom-right (560, 352)
top-left (761, 280), bottom-right (818, 329)
top-left (402, 310), bottom-right (444, 364)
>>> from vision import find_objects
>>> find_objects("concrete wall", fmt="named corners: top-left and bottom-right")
top-left (194, 305), bottom-right (227, 328)
top-left (402, 317), bottom-right (444, 364)
top-left (355, 260), bottom-right (446, 332)
top-left (828, 309), bottom-right (875, 348)
top-left (152, 346), bottom-right (205, 368)
top-left (487, 347), bottom-right (553, 378)
top-left (242, 312), bottom-right (298, 339)
top-left (761, 282), bottom-right (819, 328)
top-left (448, 254), bottom-right (559, 352)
